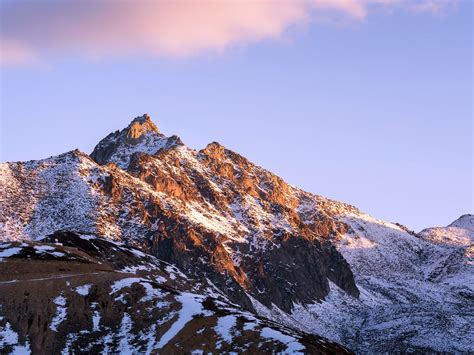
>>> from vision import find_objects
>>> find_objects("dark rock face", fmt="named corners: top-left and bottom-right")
top-left (249, 236), bottom-right (359, 311)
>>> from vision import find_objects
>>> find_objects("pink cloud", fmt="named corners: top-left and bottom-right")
top-left (0, 38), bottom-right (37, 66)
top-left (0, 0), bottom-right (458, 65)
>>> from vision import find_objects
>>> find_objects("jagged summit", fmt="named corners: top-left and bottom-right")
top-left (91, 115), bottom-right (251, 173)
top-left (200, 141), bottom-right (229, 160)
top-left (131, 113), bottom-right (153, 124)
top-left (90, 114), bottom-right (182, 169)
top-left (127, 113), bottom-right (159, 140)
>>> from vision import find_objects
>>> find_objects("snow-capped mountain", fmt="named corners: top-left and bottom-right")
top-left (292, 213), bottom-right (473, 352)
top-left (0, 114), bottom-right (472, 353)
top-left (0, 115), bottom-right (359, 313)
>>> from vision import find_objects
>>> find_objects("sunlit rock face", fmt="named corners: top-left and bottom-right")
top-left (126, 114), bottom-right (159, 141)
top-left (90, 114), bottom-right (183, 169)
top-left (0, 114), bottom-right (472, 353)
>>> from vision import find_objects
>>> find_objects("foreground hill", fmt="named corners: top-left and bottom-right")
top-left (0, 114), bottom-right (472, 353)
top-left (0, 231), bottom-right (348, 354)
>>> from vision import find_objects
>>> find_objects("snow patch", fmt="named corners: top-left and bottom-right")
top-left (156, 293), bottom-right (212, 349)
top-left (214, 315), bottom-right (236, 346)
top-left (260, 327), bottom-right (305, 353)
top-left (50, 295), bottom-right (67, 332)
top-left (75, 284), bottom-right (92, 296)
top-left (0, 247), bottom-right (22, 260)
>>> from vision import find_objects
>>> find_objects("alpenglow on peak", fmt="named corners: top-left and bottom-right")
top-left (90, 113), bottom-right (182, 169)
top-left (127, 114), bottom-right (159, 140)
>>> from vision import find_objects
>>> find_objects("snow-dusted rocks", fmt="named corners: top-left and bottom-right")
top-left (90, 114), bottom-right (183, 169)
top-left (288, 212), bottom-right (474, 353)
top-left (419, 214), bottom-right (474, 248)
top-left (418, 214), bottom-right (473, 293)
top-left (0, 114), bottom-right (471, 353)
top-left (0, 151), bottom-right (100, 241)
top-left (0, 115), bottom-right (360, 314)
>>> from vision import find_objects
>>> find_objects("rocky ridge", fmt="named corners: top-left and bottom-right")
top-left (0, 114), bottom-right (472, 353)
top-left (0, 115), bottom-right (359, 314)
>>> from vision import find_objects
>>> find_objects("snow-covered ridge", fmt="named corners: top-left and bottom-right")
top-left (285, 210), bottom-right (474, 352)
top-left (0, 150), bottom-right (100, 241)
top-left (449, 214), bottom-right (474, 231)
top-left (0, 114), bottom-right (471, 353)
top-left (418, 214), bottom-right (474, 247)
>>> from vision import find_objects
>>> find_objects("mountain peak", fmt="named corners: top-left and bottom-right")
top-left (127, 114), bottom-right (159, 140)
top-left (90, 114), bottom-right (181, 168)
top-left (201, 141), bottom-right (226, 158)
top-left (131, 113), bottom-right (152, 123)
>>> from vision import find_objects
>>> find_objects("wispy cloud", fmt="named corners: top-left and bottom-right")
top-left (0, 38), bottom-right (37, 66)
top-left (0, 0), bottom-right (457, 66)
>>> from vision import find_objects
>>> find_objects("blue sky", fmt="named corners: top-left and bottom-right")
top-left (0, 0), bottom-right (472, 230)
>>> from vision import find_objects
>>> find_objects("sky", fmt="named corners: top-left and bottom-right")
top-left (0, 0), bottom-right (472, 231)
